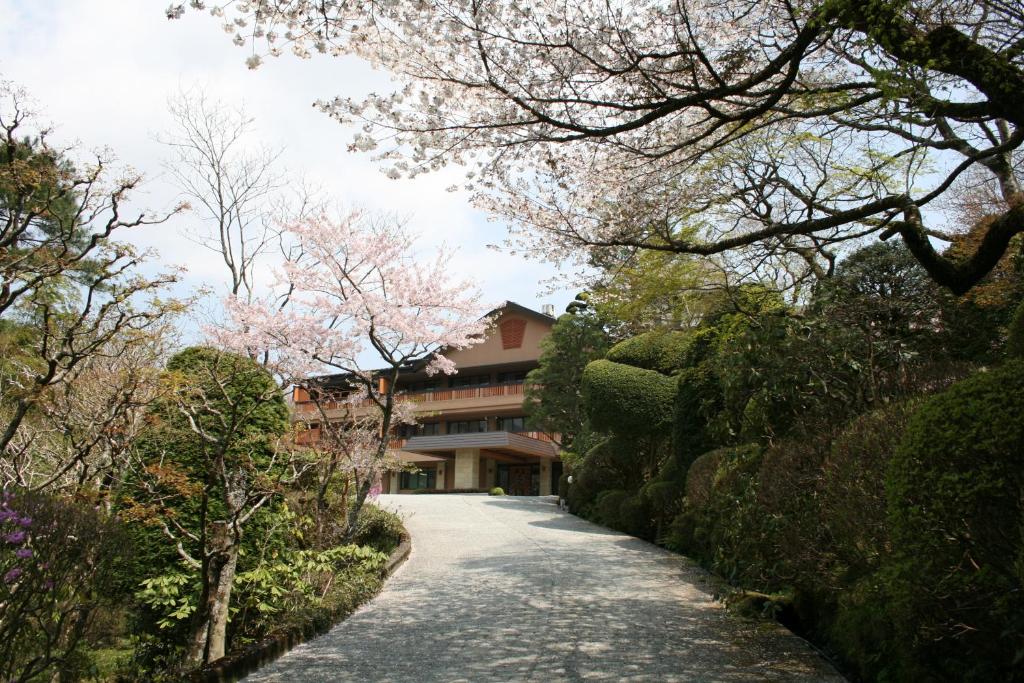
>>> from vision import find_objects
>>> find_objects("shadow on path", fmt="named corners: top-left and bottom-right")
top-left (244, 495), bottom-right (843, 683)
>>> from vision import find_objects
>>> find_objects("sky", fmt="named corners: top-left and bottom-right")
top-left (0, 0), bottom-right (575, 339)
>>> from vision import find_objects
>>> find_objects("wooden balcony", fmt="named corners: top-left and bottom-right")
top-left (294, 382), bottom-right (530, 417)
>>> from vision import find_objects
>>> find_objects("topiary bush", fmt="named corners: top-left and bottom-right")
top-left (581, 359), bottom-right (677, 436)
top-left (820, 402), bottom-right (916, 583)
top-left (604, 330), bottom-right (694, 375)
top-left (488, 487), bottom-right (505, 496)
top-left (593, 489), bottom-right (630, 529)
top-left (672, 364), bottom-right (722, 472)
top-left (666, 444), bottom-right (762, 563)
top-left (683, 447), bottom-right (726, 510)
top-left (883, 360), bottom-right (1024, 680)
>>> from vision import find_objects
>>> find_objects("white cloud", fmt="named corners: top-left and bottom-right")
top-left (0, 0), bottom-right (574, 321)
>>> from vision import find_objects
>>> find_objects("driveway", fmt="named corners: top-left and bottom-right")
top-left (245, 494), bottom-right (843, 682)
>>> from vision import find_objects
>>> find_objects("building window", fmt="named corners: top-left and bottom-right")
top-left (497, 370), bottom-right (527, 384)
top-left (451, 374), bottom-right (490, 388)
top-left (397, 422), bottom-right (441, 437)
top-left (407, 379), bottom-right (441, 393)
top-left (400, 469), bottom-right (436, 490)
top-left (497, 416), bottom-right (527, 432)
top-left (448, 419), bottom-right (488, 434)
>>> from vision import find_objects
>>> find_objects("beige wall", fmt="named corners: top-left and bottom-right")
top-left (454, 448), bottom-right (480, 488)
top-left (539, 461), bottom-right (552, 496)
top-left (444, 312), bottom-right (552, 368)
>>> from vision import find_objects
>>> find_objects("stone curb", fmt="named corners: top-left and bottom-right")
top-left (190, 530), bottom-right (411, 683)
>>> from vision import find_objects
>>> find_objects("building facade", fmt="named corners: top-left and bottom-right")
top-left (294, 302), bottom-right (562, 496)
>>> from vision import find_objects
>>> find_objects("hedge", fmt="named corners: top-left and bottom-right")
top-left (672, 364), bottom-right (721, 470)
top-left (604, 330), bottom-right (694, 375)
top-left (581, 359), bottom-right (677, 435)
top-left (882, 360), bottom-right (1024, 681)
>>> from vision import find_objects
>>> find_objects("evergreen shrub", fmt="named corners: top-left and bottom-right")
top-left (581, 359), bottom-right (676, 435)
top-left (604, 330), bottom-right (694, 375)
top-left (882, 360), bottom-right (1024, 680)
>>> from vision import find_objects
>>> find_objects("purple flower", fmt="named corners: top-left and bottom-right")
top-left (15, 548), bottom-right (32, 559)
top-left (0, 510), bottom-right (15, 523)
top-left (5, 531), bottom-right (26, 544)
top-left (17, 517), bottom-right (31, 528)
top-left (4, 567), bottom-right (22, 583)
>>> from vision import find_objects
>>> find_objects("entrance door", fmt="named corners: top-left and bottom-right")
top-left (508, 465), bottom-right (532, 496)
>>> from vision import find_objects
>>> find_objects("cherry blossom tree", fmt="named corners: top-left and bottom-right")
top-left (169, 0), bottom-right (1024, 294)
top-left (214, 209), bottom-right (489, 535)
top-left (292, 387), bottom-right (411, 540)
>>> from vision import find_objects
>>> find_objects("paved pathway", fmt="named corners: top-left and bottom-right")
top-left (245, 494), bottom-right (843, 682)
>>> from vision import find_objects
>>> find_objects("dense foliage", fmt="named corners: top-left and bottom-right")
top-left (524, 296), bottom-right (613, 449)
top-left (883, 362), bottom-right (1024, 680)
top-left (0, 490), bottom-right (127, 682)
top-left (552, 240), bottom-right (1024, 680)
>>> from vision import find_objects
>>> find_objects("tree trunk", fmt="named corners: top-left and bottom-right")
top-left (186, 523), bottom-right (240, 667)
top-left (343, 476), bottom-right (373, 542)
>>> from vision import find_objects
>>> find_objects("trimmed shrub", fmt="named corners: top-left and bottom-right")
top-left (581, 359), bottom-right (677, 435)
top-left (820, 402), bottom-right (916, 583)
top-left (616, 494), bottom-right (650, 538)
top-left (682, 448), bottom-right (726, 510)
top-left (593, 489), bottom-right (630, 529)
top-left (666, 444), bottom-right (762, 561)
top-left (884, 360), bottom-right (1024, 680)
top-left (672, 364), bottom-right (722, 470)
top-left (640, 479), bottom-right (683, 535)
top-left (488, 487), bottom-right (505, 496)
top-left (604, 330), bottom-right (694, 375)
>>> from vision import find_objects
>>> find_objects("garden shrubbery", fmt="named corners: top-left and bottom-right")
top-left (880, 361), bottom-right (1024, 680)
top-left (581, 360), bottom-right (677, 435)
top-left (558, 241), bottom-right (1024, 680)
top-left (0, 490), bottom-right (128, 682)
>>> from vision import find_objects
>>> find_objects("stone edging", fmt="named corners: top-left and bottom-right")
top-left (191, 530), bottom-right (411, 683)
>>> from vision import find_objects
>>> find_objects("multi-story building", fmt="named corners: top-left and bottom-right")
top-left (293, 302), bottom-right (562, 496)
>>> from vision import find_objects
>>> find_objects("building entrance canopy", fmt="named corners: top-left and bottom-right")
top-left (401, 431), bottom-right (559, 463)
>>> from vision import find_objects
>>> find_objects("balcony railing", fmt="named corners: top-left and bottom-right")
top-left (294, 381), bottom-right (529, 414)
top-left (296, 432), bottom-right (555, 449)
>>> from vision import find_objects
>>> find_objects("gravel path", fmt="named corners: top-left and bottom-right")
top-left (245, 494), bottom-right (843, 682)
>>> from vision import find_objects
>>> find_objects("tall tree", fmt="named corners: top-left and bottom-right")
top-left (523, 295), bottom-right (613, 449)
top-left (162, 89), bottom-right (286, 303)
top-left (172, 0), bottom-right (1024, 294)
top-left (126, 347), bottom-right (296, 667)
top-left (0, 79), bottom-right (181, 462)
